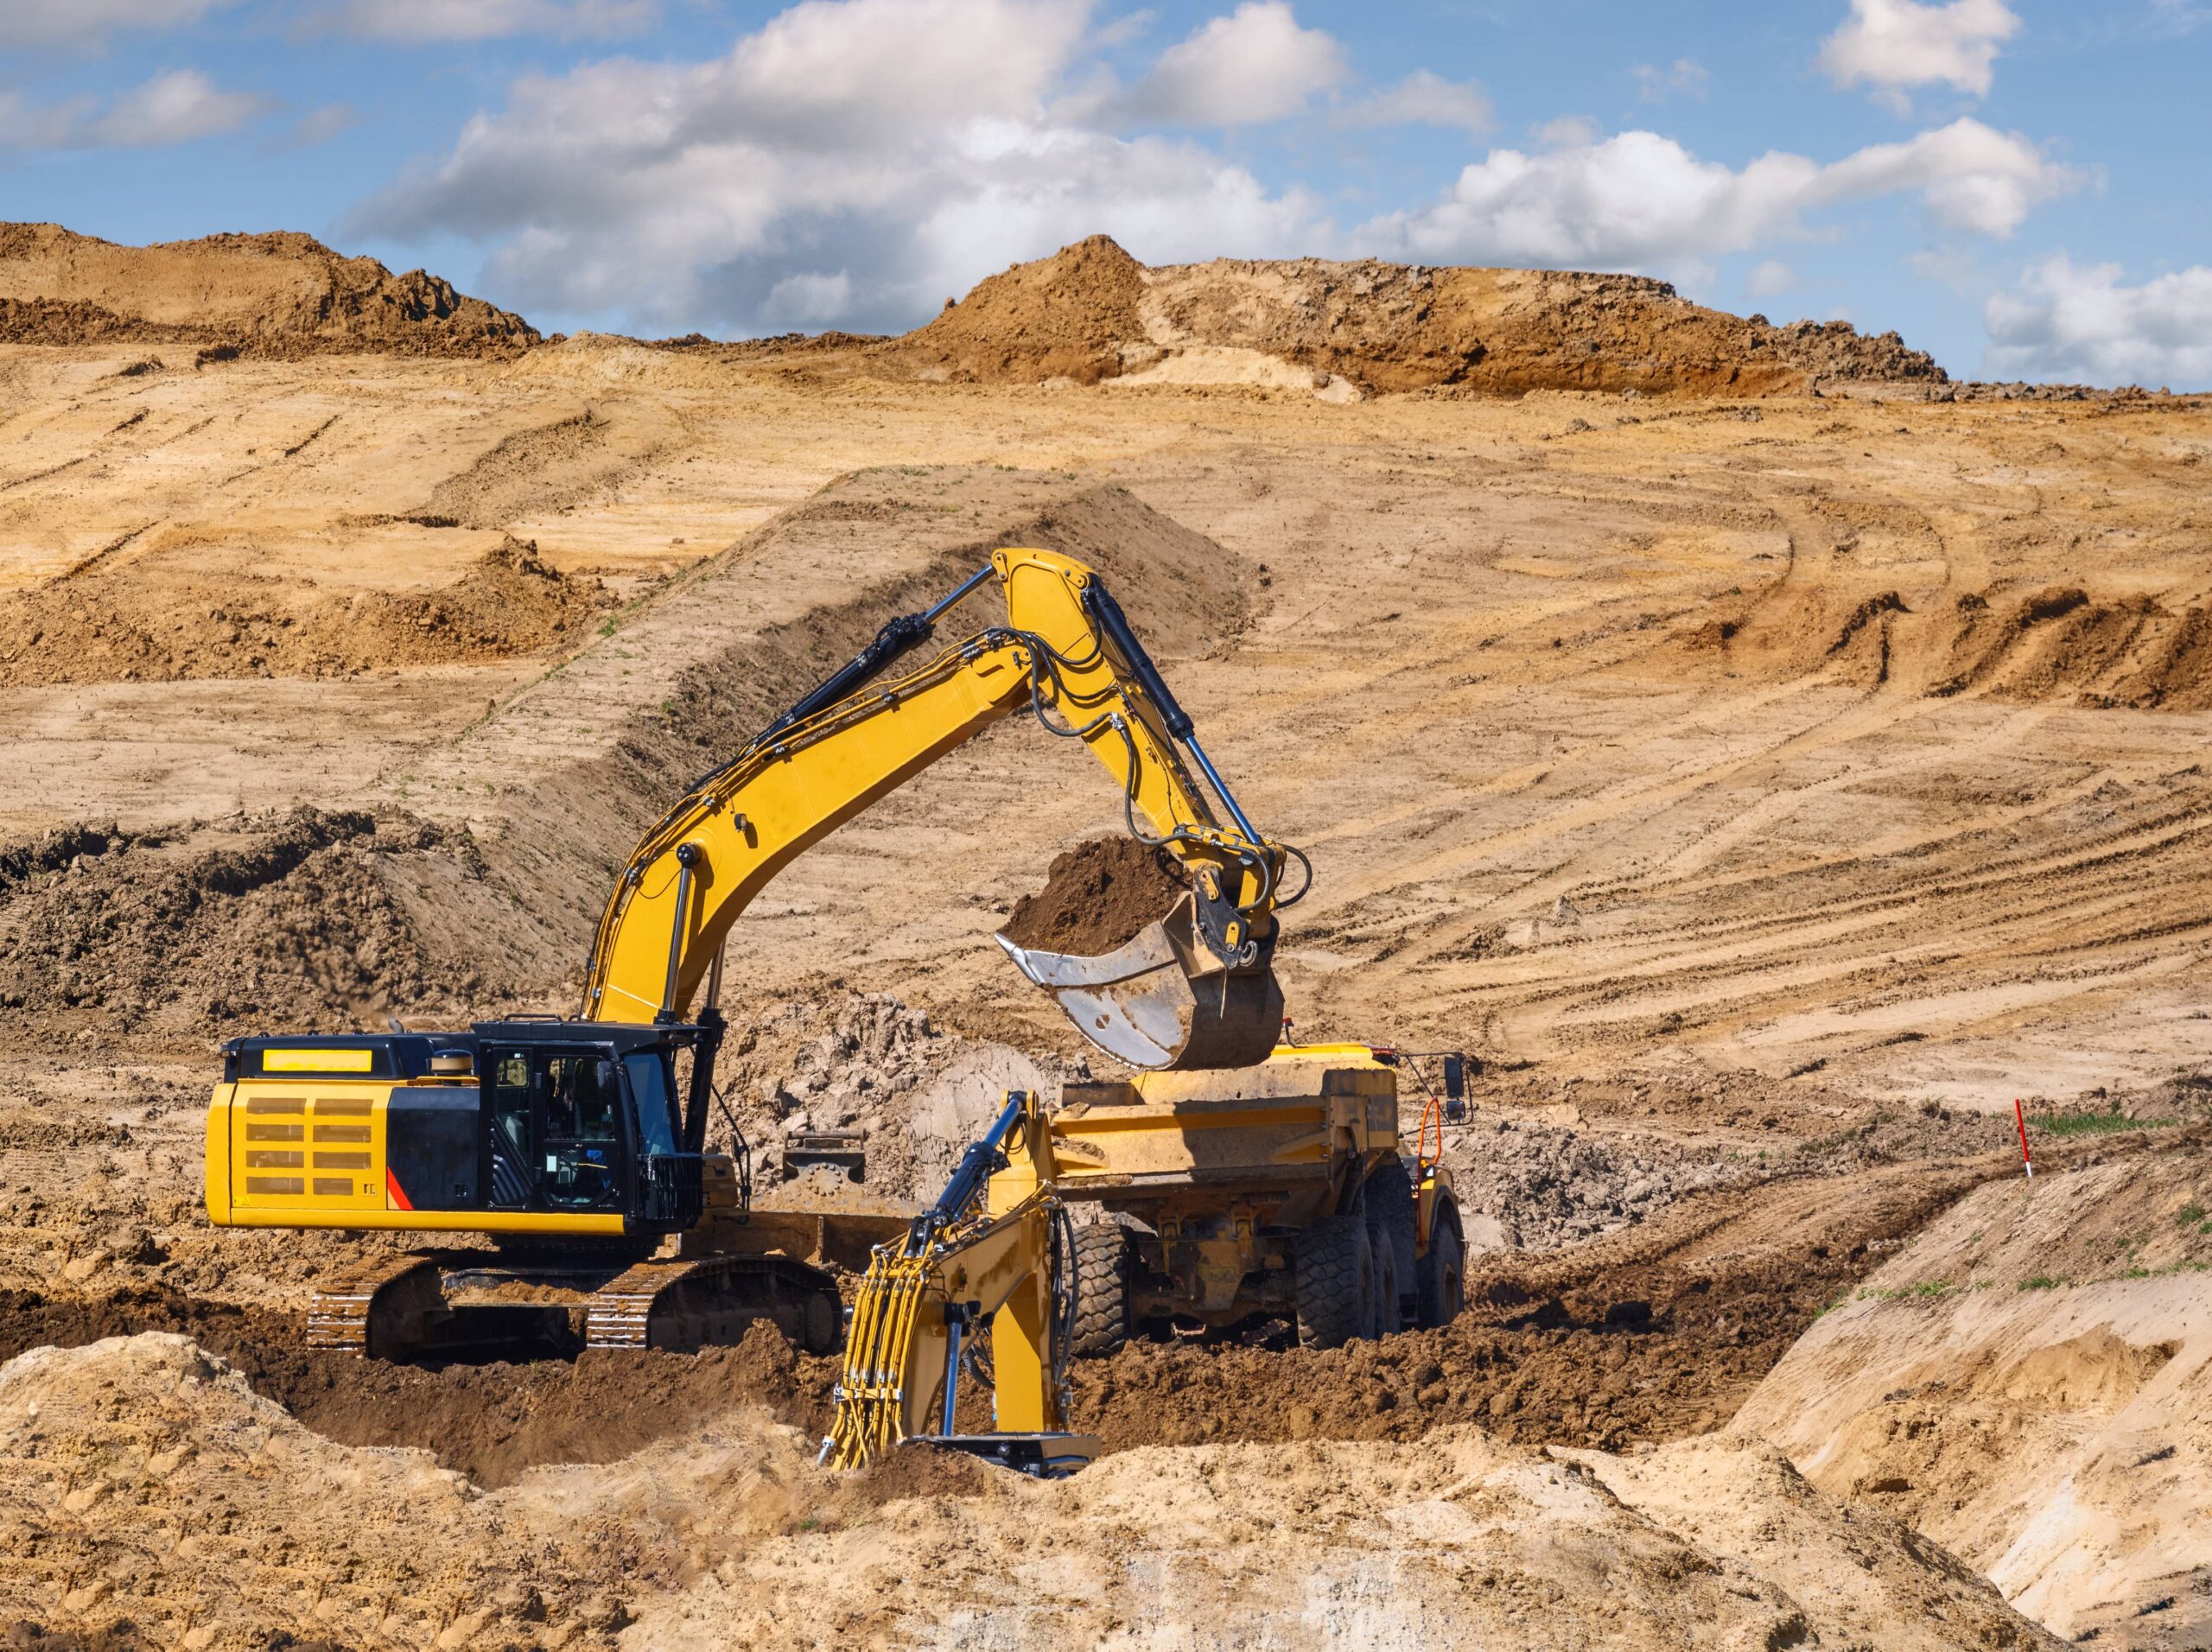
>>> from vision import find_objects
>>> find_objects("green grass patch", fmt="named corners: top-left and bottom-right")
top-left (2032, 1110), bottom-right (2175, 1137)
top-left (2178, 1202), bottom-right (2206, 1227)
top-left (1855, 1280), bottom-right (1955, 1304)
top-left (2018, 1274), bottom-right (2067, 1292)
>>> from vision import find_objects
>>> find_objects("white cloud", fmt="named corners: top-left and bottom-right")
top-left (0, 67), bottom-right (270, 150)
top-left (1533, 115), bottom-right (1599, 149)
top-left (6, 0), bottom-right (232, 48)
top-left (1985, 254), bottom-right (2212, 387)
top-left (1745, 258), bottom-right (1797, 297)
top-left (1632, 58), bottom-right (1709, 102)
top-left (1338, 71), bottom-right (1491, 135)
top-left (261, 101), bottom-right (357, 155)
top-left (1367, 118), bottom-right (2072, 275)
top-left (760, 270), bottom-right (855, 327)
top-left (315, 0), bottom-right (656, 41)
top-left (1125, 2), bottom-right (1344, 125)
top-left (83, 67), bottom-right (270, 145)
top-left (1819, 0), bottom-right (2019, 113)
top-left (355, 0), bottom-right (1320, 334)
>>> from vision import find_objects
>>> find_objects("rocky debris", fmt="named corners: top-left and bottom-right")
top-left (0, 222), bottom-right (537, 359)
top-left (710, 991), bottom-right (1073, 1204)
top-left (1441, 1115), bottom-right (1762, 1250)
top-left (890, 236), bottom-right (1949, 397)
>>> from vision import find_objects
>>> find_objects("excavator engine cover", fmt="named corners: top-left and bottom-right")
top-left (996, 891), bottom-right (1284, 1071)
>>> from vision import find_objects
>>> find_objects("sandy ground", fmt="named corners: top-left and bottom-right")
top-left (2, 321), bottom-right (2209, 1647)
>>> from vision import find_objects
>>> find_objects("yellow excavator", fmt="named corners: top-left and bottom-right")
top-left (203, 548), bottom-right (1300, 1379)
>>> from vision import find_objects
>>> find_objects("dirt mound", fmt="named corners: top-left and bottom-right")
top-left (0, 223), bottom-right (537, 359)
top-left (891, 236), bottom-right (1947, 397)
top-left (999, 834), bottom-right (1187, 955)
top-left (0, 807), bottom-right (499, 1037)
top-left (0, 537), bottom-right (609, 687)
top-left (0, 1331), bottom-right (2055, 1650)
top-left (1738, 1142), bottom-right (2212, 1644)
top-left (899, 233), bottom-right (1146, 385)
top-left (1942, 588), bottom-right (2212, 710)
top-left (1073, 1159), bottom-right (1997, 1456)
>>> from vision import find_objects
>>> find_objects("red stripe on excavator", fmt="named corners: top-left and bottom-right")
top-left (385, 1168), bottom-right (414, 1211)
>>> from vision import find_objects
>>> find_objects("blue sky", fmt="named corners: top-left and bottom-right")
top-left (4, 1), bottom-right (2209, 384)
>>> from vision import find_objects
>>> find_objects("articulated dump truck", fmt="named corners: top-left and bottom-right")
top-left (1049, 1041), bottom-right (1469, 1352)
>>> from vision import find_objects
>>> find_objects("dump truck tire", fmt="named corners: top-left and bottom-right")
top-left (1369, 1227), bottom-right (1402, 1337)
top-left (1417, 1204), bottom-right (1465, 1330)
top-left (1365, 1160), bottom-right (1418, 1331)
top-left (1071, 1223), bottom-right (1131, 1357)
top-left (1295, 1206), bottom-right (1372, 1350)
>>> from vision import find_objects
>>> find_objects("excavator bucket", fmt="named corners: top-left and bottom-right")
top-left (996, 892), bottom-right (1284, 1071)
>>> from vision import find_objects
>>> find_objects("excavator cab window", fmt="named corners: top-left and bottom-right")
top-left (486, 1051), bottom-right (534, 1208)
top-left (541, 1054), bottom-right (624, 1209)
top-left (622, 1050), bottom-right (681, 1160)
top-left (481, 1045), bottom-right (629, 1211)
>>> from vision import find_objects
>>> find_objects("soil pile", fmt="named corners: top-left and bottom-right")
top-left (998, 834), bottom-right (1187, 955)
top-left (1071, 1159), bottom-right (1998, 1455)
top-left (0, 537), bottom-right (610, 687)
top-left (0, 808), bottom-right (499, 1037)
top-left (891, 236), bottom-right (1948, 397)
top-left (1738, 1142), bottom-right (2212, 1646)
top-left (0, 1332), bottom-right (2056, 1650)
top-left (0, 223), bottom-right (537, 359)
top-left (896, 233), bottom-right (1147, 385)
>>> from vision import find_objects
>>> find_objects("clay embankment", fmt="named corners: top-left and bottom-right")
top-left (1738, 1138), bottom-right (2212, 1646)
top-left (0, 222), bottom-right (537, 358)
top-left (889, 233), bottom-right (1948, 397)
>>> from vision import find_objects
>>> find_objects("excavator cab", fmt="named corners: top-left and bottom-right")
top-left (209, 1020), bottom-right (717, 1240)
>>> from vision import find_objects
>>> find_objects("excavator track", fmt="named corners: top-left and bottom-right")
top-left (584, 1253), bottom-right (844, 1355)
top-left (305, 1255), bottom-right (444, 1356)
top-left (302, 1249), bottom-right (843, 1360)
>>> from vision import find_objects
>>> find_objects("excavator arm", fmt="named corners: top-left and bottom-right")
top-left (579, 546), bottom-right (1299, 1071)
top-left (823, 1089), bottom-right (1095, 1477)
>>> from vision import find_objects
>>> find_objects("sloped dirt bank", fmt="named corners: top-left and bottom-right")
top-left (1737, 1139), bottom-right (2212, 1648)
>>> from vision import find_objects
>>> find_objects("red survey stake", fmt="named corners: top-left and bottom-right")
top-left (2013, 1097), bottom-right (2034, 1180)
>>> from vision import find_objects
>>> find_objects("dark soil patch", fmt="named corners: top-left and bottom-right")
top-left (1000, 835), bottom-right (1186, 956)
top-left (1071, 1160), bottom-right (1999, 1454)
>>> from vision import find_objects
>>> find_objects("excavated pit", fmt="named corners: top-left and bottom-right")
top-left (0, 1152), bottom-right (2011, 1490)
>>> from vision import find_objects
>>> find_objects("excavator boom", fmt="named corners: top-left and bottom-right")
top-left (581, 545), bottom-right (1295, 1071)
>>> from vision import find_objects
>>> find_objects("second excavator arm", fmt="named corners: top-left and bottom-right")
top-left (578, 546), bottom-right (1303, 1074)
top-left (821, 1088), bottom-right (1093, 1476)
